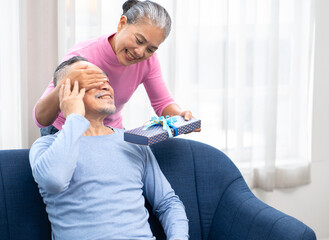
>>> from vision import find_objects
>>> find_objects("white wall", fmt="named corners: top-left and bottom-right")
top-left (253, 0), bottom-right (329, 239)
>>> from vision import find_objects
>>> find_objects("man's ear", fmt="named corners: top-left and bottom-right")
top-left (117, 15), bottom-right (128, 33)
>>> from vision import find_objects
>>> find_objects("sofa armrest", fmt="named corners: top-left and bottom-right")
top-left (207, 177), bottom-right (316, 240)
top-left (0, 149), bottom-right (51, 240)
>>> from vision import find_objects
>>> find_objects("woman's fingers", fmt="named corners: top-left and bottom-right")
top-left (84, 82), bottom-right (106, 91)
top-left (180, 110), bottom-right (202, 133)
top-left (180, 110), bottom-right (193, 121)
top-left (61, 68), bottom-right (108, 92)
top-left (79, 69), bottom-right (104, 75)
top-left (193, 128), bottom-right (201, 132)
top-left (74, 62), bottom-right (88, 69)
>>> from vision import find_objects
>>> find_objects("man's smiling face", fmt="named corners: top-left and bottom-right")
top-left (71, 61), bottom-right (116, 117)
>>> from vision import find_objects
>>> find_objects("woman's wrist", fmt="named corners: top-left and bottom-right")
top-left (161, 103), bottom-right (182, 117)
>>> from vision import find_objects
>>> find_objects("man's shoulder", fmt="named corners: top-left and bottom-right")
top-left (111, 127), bottom-right (151, 153)
top-left (34, 133), bottom-right (57, 145)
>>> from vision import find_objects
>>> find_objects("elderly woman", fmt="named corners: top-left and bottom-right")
top-left (34, 0), bottom-right (199, 135)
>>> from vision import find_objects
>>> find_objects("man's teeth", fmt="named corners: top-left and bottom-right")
top-left (99, 96), bottom-right (111, 99)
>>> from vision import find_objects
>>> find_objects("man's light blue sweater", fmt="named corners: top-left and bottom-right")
top-left (29, 114), bottom-right (189, 240)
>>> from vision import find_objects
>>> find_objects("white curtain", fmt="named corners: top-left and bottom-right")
top-left (0, 0), bottom-right (22, 149)
top-left (58, 0), bottom-right (314, 191)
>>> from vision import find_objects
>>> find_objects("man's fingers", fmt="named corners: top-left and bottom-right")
top-left (64, 78), bottom-right (71, 96)
top-left (72, 81), bottom-right (79, 95)
top-left (78, 88), bottom-right (86, 98)
top-left (59, 84), bottom-right (64, 102)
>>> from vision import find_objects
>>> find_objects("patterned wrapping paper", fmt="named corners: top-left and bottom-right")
top-left (124, 116), bottom-right (201, 145)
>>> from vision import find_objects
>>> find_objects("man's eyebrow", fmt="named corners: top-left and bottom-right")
top-left (136, 33), bottom-right (158, 50)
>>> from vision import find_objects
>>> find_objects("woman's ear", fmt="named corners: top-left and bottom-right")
top-left (117, 15), bottom-right (128, 32)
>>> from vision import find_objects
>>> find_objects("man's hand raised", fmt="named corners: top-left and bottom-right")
top-left (59, 78), bottom-right (86, 118)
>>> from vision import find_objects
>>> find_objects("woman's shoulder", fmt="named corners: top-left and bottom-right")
top-left (64, 35), bottom-right (110, 61)
top-left (74, 35), bottom-right (108, 50)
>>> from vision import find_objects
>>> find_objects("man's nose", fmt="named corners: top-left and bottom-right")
top-left (101, 81), bottom-right (113, 92)
top-left (101, 81), bottom-right (110, 89)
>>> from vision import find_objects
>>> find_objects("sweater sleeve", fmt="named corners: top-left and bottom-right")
top-left (143, 54), bottom-right (176, 117)
top-left (142, 146), bottom-right (189, 240)
top-left (29, 114), bottom-right (90, 194)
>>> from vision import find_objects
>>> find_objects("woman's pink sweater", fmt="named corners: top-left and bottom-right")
top-left (33, 34), bottom-right (174, 129)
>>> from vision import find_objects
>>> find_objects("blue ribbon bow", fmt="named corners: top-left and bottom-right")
top-left (143, 116), bottom-right (178, 138)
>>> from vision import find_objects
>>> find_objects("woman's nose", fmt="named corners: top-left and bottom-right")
top-left (134, 46), bottom-right (145, 58)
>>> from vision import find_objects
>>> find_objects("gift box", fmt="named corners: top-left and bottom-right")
top-left (124, 116), bottom-right (201, 145)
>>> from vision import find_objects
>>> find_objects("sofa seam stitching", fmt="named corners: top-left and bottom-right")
top-left (300, 225), bottom-right (307, 240)
top-left (227, 194), bottom-right (255, 237)
top-left (207, 174), bottom-right (243, 240)
top-left (245, 206), bottom-right (271, 239)
top-left (265, 215), bottom-right (290, 240)
top-left (188, 140), bottom-right (204, 240)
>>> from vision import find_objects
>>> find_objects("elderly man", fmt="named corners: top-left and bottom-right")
top-left (29, 57), bottom-right (189, 240)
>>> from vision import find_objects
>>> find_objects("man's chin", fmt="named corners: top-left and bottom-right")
top-left (100, 107), bottom-right (116, 116)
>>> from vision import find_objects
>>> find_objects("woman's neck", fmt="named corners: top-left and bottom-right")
top-left (108, 34), bottom-right (116, 54)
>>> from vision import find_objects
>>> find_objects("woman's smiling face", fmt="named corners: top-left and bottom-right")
top-left (110, 16), bottom-right (165, 66)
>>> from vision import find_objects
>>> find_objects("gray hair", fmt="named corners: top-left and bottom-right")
top-left (53, 56), bottom-right (88, 87)
top-left (122, 0), bottom-right (171, 39)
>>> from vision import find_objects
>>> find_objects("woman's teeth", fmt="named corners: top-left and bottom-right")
top-left (126, 50), bottom-right (135, 60)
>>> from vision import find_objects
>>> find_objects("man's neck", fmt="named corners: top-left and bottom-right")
top-left (83, 117), bottom-right (114, 136)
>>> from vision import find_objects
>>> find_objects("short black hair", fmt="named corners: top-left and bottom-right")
top-left (53, 56), bottom-right (88, 87)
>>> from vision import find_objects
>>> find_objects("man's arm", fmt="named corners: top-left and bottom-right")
top-left (30, 80), bottom-right (89, 194)
top-left (142, 147), bottom-right (189, 240)
top-left (29, 114), bottom-right (90, 194)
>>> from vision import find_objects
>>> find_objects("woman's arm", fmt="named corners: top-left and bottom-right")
top-left (162, 103), bottom-right (201, 132)
top-left (161, 103), bottom-right (193, 119)
top-left (143, 54), bottom-right (200, 132)
top-left (35, 83), bottom-right (62, 126)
